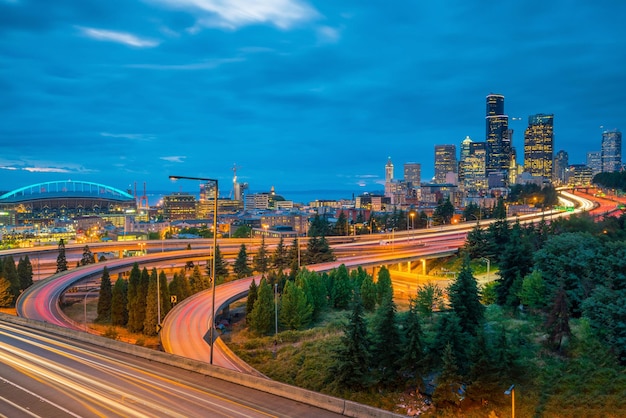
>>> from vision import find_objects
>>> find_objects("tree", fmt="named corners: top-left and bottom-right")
top-left (334, 212), bottom-right (349, 236)
top-left (2, 256), bottom-right (19, 298)
top-left (279, 280), bottom-right (312, 330)
top-left (448, 256), bottom-right (484, 335)
top-left (414, 282), bottom-right (444, 321)
top-left (464, 223), bottom-right (489, 259)
top-left (360, 274), bottom-right (377, 311)
top-left (496, 220), bottom-right (533, 306)
top-left (545, 284), bottom-right (571, 353)
top-left (233, 244), bottom-right (253, 279)
top-left (56, 239), bottom-right (68, 273)
top-left (17, 255), bottom-right (33, 291)
top-left (232, 225), bottom-right (252, 238)
top-left (246, 279), bottom-right (258, 324)
top-left (432, 197), bottom-right (455, 225)
top-left (400, 299), bottom-right (425, 383)
top-left (144, 268), bottom-right (159, 336)
top-left (376, 266), bottom-right (393, 305)
top-left (304, 236), bottom-right (335, 264)
top-left (429, 313), bottom-right (469, 372)
top-left (253, 236), bottom-right (269, 275)
top-left (433, 343), bottom-right (464, 407)
top-left (308, 213), bottom-right (330, 237)
top-left (110, 276), bottom-right (128, 326)
top-left (296, 269), bottom-right (327, 320)
top-left (248, 278), bottom-right (274, 335)
top-left (466, 330), bottom-right (502, 404)
top-left (518, 270), bottom-right (547, 310)
top-left (330, 291), bottom-right (372, 390)
top-left (126, 263), bottom-right (143, 333)
top-left (371, 294), bottom-right (402, 387)
top-left (189, 265), bottom-right (206, 293)
top-left (80, 245), bottom-right (96, 266)
top-left (271, 236), bottom-right (289, 270)
top-left (0, 276), bottom-right (14, 307)
top-left (206, 245), bottom-right (229, 284)
top-left (158, 270), bottom-right (171, 317)
top-left (329, 265), bottom-right (353, 309)
top-left (96, 266), bottom-right (112, 323)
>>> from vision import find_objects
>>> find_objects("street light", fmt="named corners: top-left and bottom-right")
top-left (505, 384), bottom-right (515, 418)
top-left (83, 287), bottom-right (99, 332)
top-left (410, 212), bottom-right (415, 240)
top-left (480, 257), bottom-right (491, 280)
top-left (170, 175), bottom-right (218, 365)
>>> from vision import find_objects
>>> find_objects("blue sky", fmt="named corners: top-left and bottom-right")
top-left (1, 0), bottom-right (625, 201)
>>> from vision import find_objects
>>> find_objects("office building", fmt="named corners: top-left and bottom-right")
top-left (554, 150), bottom-right (569, 184)
top-left (403, 163), bottom-right (421, 189)
top-left (524, 114), bottom-right (554, 179)
top-left (458, 136), bottom-right (472, 185)
top-left (485, 94), bottom-right (511, 183)
top-left (586, 151), bottom-right (602, 176)
top-left (601, 129), bottom-right (622, 173)
top-left (434, 144), bottom-right (457, 184)
top-left (163, 192), bottom-right (196, 220)
top-left (462, 141), bottom-right (487, 193)
top-left (384, 157), bottom-right (394, 198)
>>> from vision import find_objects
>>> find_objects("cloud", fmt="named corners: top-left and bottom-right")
top-left (145, 0), bottom-right (319, 30)
top-left (160, 156), bottom-right (186, 163)
top-left (23, 167), bottom-right (71, 173)
top-left (100, 132), bottom-right (155, 141)
top-left (126, 57), bottom-right (243, 70)
top-left (316, 26), bottom-right (340, 44)
top-left (77, 26), bottom-right (159, 48)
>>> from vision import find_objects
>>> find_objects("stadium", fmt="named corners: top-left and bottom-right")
top-left (0, 180), bottom-right (136, 225)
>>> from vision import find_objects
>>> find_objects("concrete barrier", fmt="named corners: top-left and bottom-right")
top-left (0, 313), bottom-right (403, 417)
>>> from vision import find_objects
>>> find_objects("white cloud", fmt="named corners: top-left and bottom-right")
top-left (160, 156), bottom-right (186, 163)
top-left (127, 58), bottom-right (243, 71)
top-left (316, 26), bottom-right (340, 44)
top-left (23, 167), bottom-right (71, 173)
top-left (78, 27), bottom-right (160, 48)
top-left (145, 0), bottom-right (319, 30)
top-left (100, 132), bottom-right (154, 141)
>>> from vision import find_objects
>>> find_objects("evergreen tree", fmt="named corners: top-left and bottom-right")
top-left (271, 236), bottom-right (289, 270)
top-left (80, 245), bottom-right (96, 266)
top-left (432, 197), bottom-right (455, 225)
top-left (400, 299), bottom-right (425, 383)
top-left (248, 278), bottom-right (274, 335)
top-left (0, 276), bottom-right (14, 307)
top-left (279, 280), bottom-right (312, 330)
top-left (518, 270), bottom-right (547, 310)
top-left (496, 220), bottom-right (533, 306)
top-left (213, 244), bottom-right (229, 283)
top-left (546, 284), bottom-right (571, 353)
top-left (304, 235), bottom-right (335, 264)
top-left (2, 256), bottom-right (19, 298)
top-left (330, 291), bottom-right (372, 390)
top-left (463, 223), bottom-right (489, 259)
top-left (433, 343), bottom-right (464, 406)
top-left (414, 282), bottom-right (444, 321)
top-left (371, 294), bottom-right (402, 387)
top-left (96, 266), bottom-right (112, 323)
top-left (233, 244), bottom-right (253, 279)
top-left (110, 276), bottom-right (128, 326)
top-left (17, 255), bottom-right (33, 291)
top-left (189, 265), bottom-right (205, 293)
top-left (126, 263), bottom-right (143, 333)
top-left (144, 268), bottom-right (159, 336)
top-left (376, 266), bottom-right (393, 305)
top-left (329, 265), bottom-right (353, 309)
top-left (466, 330), bottom-right (502, 404)
top-left (253, 236), bottom-right (269, 275)
top-left (308, 213), bottom-right (330, 237)
top-left (429, 313), bottom-right (469, 372)
top-left (159, 270), bottom-right (172, 317)
top-left (334, 212), bottom-right (349, 236)
top-left (287, 238), bottom-right (299, 266)
top-left (448, 256), bottom-right (484, 335)
top-left (296, 269), bottom-right (327, 320)
top-left (56, 239), bottom-right (68, 273)
top-left (246, 279), bottom-right (258, 324)
top-left (360, 274), bottom-right (377, 311)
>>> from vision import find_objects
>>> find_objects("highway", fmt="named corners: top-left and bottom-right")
top-left (0, 317), bottom-right (347, 418)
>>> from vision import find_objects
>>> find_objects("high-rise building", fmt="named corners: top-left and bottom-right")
top-left (458, 136), bottom-right (472, 185)
top-left (434, 144), bottom-right (457, 184)
top-left (463, 141), bottom-right (487, 193)
top-left (586, 151), bottom-right (602, 175)
top-left (403, 163), bottom-right (421, 188)
top-left (601, 129), bottom-right (622, 173)
top-left (524, 113), bottom-right (554, 179)
top-left (485, 94), bottom-right (511, 183)
top-left (554, 150), bottom-right (569, 184)
top-left (384, 157), bottom-right (394, 198)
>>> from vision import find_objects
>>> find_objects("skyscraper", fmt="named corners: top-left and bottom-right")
top-left (384, 157), bottom-right (394, 198)
top-left (554, 150), bottom-right (569, 184)
top-left (601, 129), bottom-right (622, 173)
top-left (586, 151), bottom-right (602, 176)
top-left (485, 94), bottom-right (511, 183)
top-left (524, 114), bottom-right (554, 179)
top-left (463, 141), bottom-right (487, 193)
top-left (403, 163), bottom-right (421, 188)
top-left (434, 144), bottom-right (457, 184)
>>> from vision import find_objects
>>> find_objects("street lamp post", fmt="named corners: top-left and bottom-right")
top-left (410, 212), bottom-right (415, 240)
top-left (83, 287), bottom-right (99, 332)
top-left (505, 385), bottom-right (515, 418)
top-left (480, 257), bottom-right (491, 280)
top-left (170, 175), bottom-right (218, 365)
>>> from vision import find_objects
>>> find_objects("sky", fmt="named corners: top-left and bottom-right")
top-left (1, 1), bottom-right (625, 202)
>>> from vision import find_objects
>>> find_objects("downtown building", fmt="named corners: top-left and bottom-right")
top-left (434, 144), bottom-right (457, 184)
top-left (523, 114), bottom-right (554, 180)
top-left (485, 94), bottom-right (511, 187)
top-left (554, 150), bottom-right (569, 185)
top-left (601, 129), bottom-right (622, 173)
top-left (459, 137), bottom-right (487, 194)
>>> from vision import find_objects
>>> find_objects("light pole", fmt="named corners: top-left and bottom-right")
top-left (505, 384), bottom-right (515, 418)
top-left (274, 283), bottom-right (278, 340)
top-left (410, 212), bottom-right (415, 240)
top-left (170, 175), bottom-right (218, 365)
top-left (480, 257), bottom-right (491, 280)
top-left (83, 287), bottom-right (99, 332)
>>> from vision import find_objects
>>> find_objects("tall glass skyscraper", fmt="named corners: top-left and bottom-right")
top-left (601, 129), bottom-right (622, 173)
top-left (524, 114), bottom-right (554, 179)
top-left (434, 144), bottom-right (457, 184)
top-left (485, 94), bottom-right (511, 183)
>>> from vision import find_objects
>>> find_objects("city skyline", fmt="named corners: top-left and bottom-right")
top-left (1, 1), bottom-right (625, 198)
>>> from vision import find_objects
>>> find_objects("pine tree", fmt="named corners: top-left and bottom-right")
top-left (80, 245), bottom-right (96, 266)
top-left (111, 276), bottom-right (128, 326)
top-left (360, 274), bottom-right (377, 311)
top-left (330, 291), bottom-right (372, 390)
top-left (126, 263), bottom-right (143, 333)
top-left (329, 265), bottom-right (353, 309)
top-left (296, 269), bottom-right (327, 320)
top-left (246, 279), bottom-right (258, 324)
top-left (414, 282), bottom-right (444, 321)
top-left (213, 244), bottom-right (229, 283)
top-left (466, 330), bottom-right (502, 404)
top-left (279, 280), bottom-right (312, 330)
top-left (189, 265), bottom-right (204, 293)
top-left (433, 343), bottom-right (464, 406)
top-left (253, 237), bottom-right (269, 275)
top-left (233, 244), bottom-right (253, 279)
top-left (448, 255), bottom-right (484, 335)
top-left (96, 266), bottom-right (113, 323)
top-left (0, 276), bottom-right (14, 307)
top-left (159, 270), bottom-right (171, 317)
top-left (17, 255), bottom-right (33, 290)
top-left (546, 284), bottom-right (571, 353)
top-left (401, 299), bottom-right (425, 382)
top-left (2, 256), bottom-right (19, 298)
top-left (334, 212), bottom-right (349, 236)
top-left (248, 278), bottom-right (274, 335)
top-left (463, 223), bottom-right (488, 259)
top-left (429, 313), bottom-right (469, 372)
top-left (56, 239), bottom-right (68, 273)
top-left (376, 266), bottom-right (393, 305)
top-left (287, 238), bottom-right (299, 267)
top-left (496, 220), bottom-right (533, 306)
top-left (144, 268), bottom-right (159, 336)
top-left (371, 294), bottom-right (402, 387)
